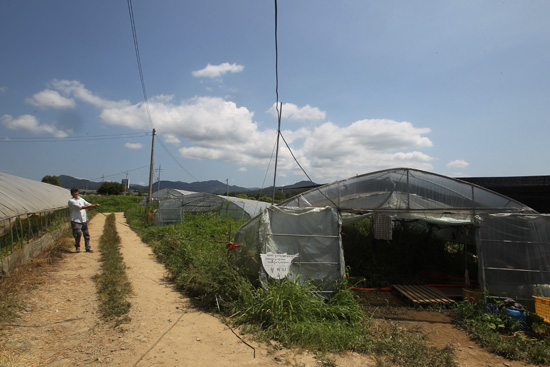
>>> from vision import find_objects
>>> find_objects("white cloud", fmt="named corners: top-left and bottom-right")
top-left (163, 133), bottom-right (181, 145)
top-left (0, 114), bottom-right (69, 138)
top-left (39, 80), bottom-right (435, 184)
top-left (50, 79), bottom-right (130, 109)
top-left (124, 142), bottom-right (143, 149)
top-left (25, 89), bottom-right (76, 109)
top-left (192, 63), bottom-right (244, 78)
top-left (447, 159), bottom-right (469, 169)
top-left (238, 167), bottom-right (247, 172)
top-left (268, 102), bottom-right (326, 121)
top-left (98, 94), bottom-right (434, 183)
top-left (0, 86), bottom-right (7, 93)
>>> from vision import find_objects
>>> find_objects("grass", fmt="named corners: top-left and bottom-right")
top-left (451, 301), bottom-right (550, 365)
top-left (125, 208), bottom-right (458, 366)
top-left (88, 195), bottom-right (143, 213)
top-left (92, 213), bottom-right (132, 323)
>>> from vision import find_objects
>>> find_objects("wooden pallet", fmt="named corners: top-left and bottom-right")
top-left (393, 284), bottom-right (455, 305)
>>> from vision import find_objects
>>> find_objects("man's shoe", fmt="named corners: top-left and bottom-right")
top-left (75, 248), bottom-right (80, 253)
top-left (85, 249), bottom-right (94, 253)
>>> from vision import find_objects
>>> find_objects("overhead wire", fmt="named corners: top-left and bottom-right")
top-left (271, 0), bottom-right (338, 209)
top-left (272, 0), bottom-right (315, 188)
top-left (127, 0), bottom-right (154, 131)
top-left (156, 136), bottom-right (199, 182)
top-left (126, 0), bottom-right (197, 183)
top-left (0, 132), bottom-right (148, 143)
top-left (88, 164), bottom-right (150, 182)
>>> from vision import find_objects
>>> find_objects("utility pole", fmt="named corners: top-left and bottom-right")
top-left (124, 172), bottom-right (129, 195)
top-left (147, 128), bottom-right (156, 205)
top-left (226, 178), bottom-right (229, 197)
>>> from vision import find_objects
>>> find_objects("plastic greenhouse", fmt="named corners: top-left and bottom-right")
top-left (0, 173), bottom-right (70, 272)
top-left (152, 191), bottom-right (271, 226)
top-left (234, 168), bottom-right (550, 303)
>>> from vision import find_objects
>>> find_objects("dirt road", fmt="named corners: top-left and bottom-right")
top-left (0, 213), bottom-right (537, 366)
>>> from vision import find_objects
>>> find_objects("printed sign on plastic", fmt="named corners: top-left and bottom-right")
top-left (260, 252), bottom-right (299, 279)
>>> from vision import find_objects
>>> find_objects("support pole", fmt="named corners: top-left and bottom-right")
top-left (147, 128), bottom-right (156, 206)
top-left (272, 103), bottom-right (282, 204)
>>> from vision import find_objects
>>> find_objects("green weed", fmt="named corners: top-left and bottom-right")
top-left (93, 213), bottom-right (132, 322)
top-left (124, 209), bottom-right (457, 365)
top-left (451, 301), bottom-right (550, 365)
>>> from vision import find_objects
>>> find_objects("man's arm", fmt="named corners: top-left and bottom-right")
top-left (82, 203), bottom-right (100, 209)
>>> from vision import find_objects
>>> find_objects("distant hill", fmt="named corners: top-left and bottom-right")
top-left (58, 175), bottom-right (314, 195)
top-left (59, 175), bottom-right (103, 190)
top-left (59, 174), bottom-right (550, 213)
top-left (154, 180), bottom-right (254, 194)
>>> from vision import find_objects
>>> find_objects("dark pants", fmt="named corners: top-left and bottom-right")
top-left (71, 221), bottom-right (91, 250)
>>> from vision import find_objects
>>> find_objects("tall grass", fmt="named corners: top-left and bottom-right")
top-left (125, 209), bottom-right (457, 366)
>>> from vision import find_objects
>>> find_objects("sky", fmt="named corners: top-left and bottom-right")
top-left (1, 1), bottom-right (549, 189)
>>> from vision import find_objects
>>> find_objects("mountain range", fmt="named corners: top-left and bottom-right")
top-left (58, 175), bottom-right (318, 195)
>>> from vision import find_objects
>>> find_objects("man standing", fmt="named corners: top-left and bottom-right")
top-left (68, 188), bottom-right (100, 253)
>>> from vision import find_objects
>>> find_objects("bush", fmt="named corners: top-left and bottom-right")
top-left (97, 181), bottom-right (125, 195)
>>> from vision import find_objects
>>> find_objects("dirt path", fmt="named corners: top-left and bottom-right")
top-left (0, 213), bottom-right (539, 366)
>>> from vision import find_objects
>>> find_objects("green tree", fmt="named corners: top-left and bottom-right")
top-left (97, 181), bottom-right (125, 195)
top-left (41, 175), bottom-right (60, 186)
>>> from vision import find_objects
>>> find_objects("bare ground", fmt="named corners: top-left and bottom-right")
top-left (0, 213), bottom-right (539, 367)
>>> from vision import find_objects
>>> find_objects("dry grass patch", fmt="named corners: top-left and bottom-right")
top-left (0, 236), bottom-right (73, 323)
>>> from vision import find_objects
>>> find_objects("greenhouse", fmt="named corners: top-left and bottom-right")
top-left (152, 191), bottom-right (271, 226)
top-left (0, 173), bottom-right (70, 273)
top-left (234, 168), bottom-right (550, 303)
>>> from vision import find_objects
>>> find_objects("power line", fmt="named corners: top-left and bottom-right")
top-left (127, 0), bottom-right (154, 131)
top-left (271, 0), bottom-right (314, 189)
top-left (156, 136), bottom-right (199, 182)
top-left (88, 164), bottom-right (150, 182)
top-left (0, 132), bottom-right (148, 143)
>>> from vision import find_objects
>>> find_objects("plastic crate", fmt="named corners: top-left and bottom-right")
top-left (533, 296), bottom-right (550, 323)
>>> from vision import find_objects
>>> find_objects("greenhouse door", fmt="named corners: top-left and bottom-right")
top-left (260, 206), bottom-right (345, 294)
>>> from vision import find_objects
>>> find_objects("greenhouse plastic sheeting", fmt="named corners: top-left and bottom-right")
top-left (153, 192), bottom-right (272, 226)
top-left (281, 168), bottom-right (536, 216)
top-left (0, 173), bottom-right (70, 221)
top-left (221, 195), bottom-right (271, 219)
top-left (477, 213), bottom-right (550, 300)
top-left (235, 168), bottom-right (550, 301)
top-left (234, 206), bottom-right (344, 293)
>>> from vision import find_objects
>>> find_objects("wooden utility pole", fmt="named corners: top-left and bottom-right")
top-left (147, 128), bottom-right (156, 205)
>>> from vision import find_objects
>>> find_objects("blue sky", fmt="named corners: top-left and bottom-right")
top-left (1, 1), bottom-right (549, 188)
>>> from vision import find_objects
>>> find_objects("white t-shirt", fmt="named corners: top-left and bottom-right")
top-left (68, 197), bottom-right (91, 223)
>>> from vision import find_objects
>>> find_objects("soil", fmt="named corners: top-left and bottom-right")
top-left (0, 213), bottom-right (539, 367)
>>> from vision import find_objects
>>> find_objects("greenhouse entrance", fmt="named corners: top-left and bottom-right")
top-left (340, 213), bottom-right (478, 304)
